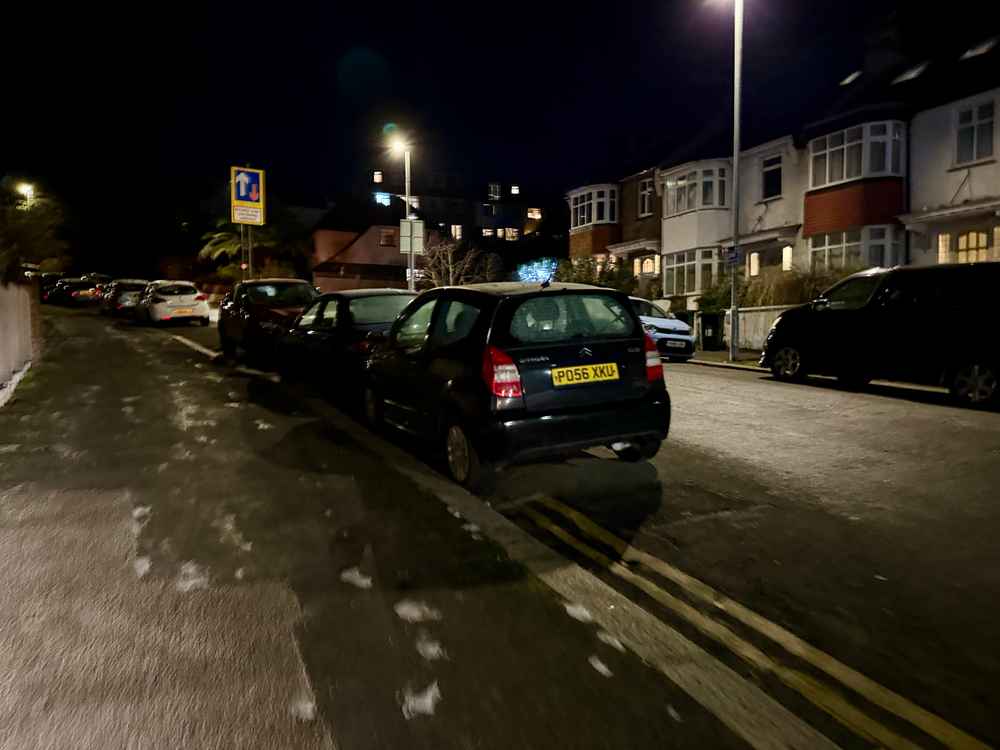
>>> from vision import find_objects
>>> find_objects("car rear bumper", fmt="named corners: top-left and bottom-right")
top-left (479, 392), bottom-right (671, 465)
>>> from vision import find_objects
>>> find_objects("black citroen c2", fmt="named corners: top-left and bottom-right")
top-left (760, 264), bottom-right (1000, 407)
top-left (363, 282), bottom-right (671, 490)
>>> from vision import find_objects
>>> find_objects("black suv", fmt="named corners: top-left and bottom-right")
top-left (364, 282), bottom-right (671, 490)
top-left (218, 278), bottom-right (318, 361)
top-left (760, 264), bottom-right (1000, 406)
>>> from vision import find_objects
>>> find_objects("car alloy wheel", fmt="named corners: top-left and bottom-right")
top-left (772, 346), bottom-right (803, 380)
top-left (446, 424), bottom-right (472, 485)
top-left (952, 364), bottom-right (998, 405)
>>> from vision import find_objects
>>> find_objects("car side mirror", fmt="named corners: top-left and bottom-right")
top-left (366, 329), bottom-right (387, 345)
top-left (812, 297), bottom-right (830, 311)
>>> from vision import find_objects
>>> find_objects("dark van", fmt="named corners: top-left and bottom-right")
top-left (760, 264), bottom-right (1000, 406)
top-left (363, 282), bottom-right (671, 490)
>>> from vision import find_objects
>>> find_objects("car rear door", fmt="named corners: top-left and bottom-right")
top-left (494, 291), bottom-right (649, 414)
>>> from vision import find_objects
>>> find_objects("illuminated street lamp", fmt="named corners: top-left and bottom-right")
top-left (16, 182), bottom-right (35, 205)
top-left (389, 135), bottom-right (415, 291)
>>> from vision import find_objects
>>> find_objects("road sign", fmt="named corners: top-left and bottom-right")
top-left (231, 167), bottom-right (266, 225)
top-left (726, 248), bottom-right (740, 265)
top-left (400, 219), bottom-right (425, 255)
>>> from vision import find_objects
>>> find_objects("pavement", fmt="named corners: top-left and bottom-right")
top-left (2, 307), bottom-right (999, 749)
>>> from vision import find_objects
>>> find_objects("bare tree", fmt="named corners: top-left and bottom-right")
top-left (421, 241), bottom-right (504, 287)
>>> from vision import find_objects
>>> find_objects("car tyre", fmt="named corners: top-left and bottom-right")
top-left (444, 420), bottom-right (494, 494)
top-left (771, 345), bottom-right (806, 381)
top-left (950, 363), bottom-right (998, 407)
top-left (220, 333), bottom-right (236, 359)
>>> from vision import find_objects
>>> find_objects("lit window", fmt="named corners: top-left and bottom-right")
top-left (527, 207), bottom-right (542, 220)
top-left (497, 228), bottom-right (506, 239)
top-left (748, 252), bottom-right (760, 277)
top-left (450, 224), bottom-right (462, 240)
top-left (782, 245), bottom-right (793, 271)
top-left (809, 122), bottom-right (903, 188)
top-left (482, 228), bottom-right (495, 237)
top-left (488, 183), bottom-right (501, 200)
top-left (510, 185), bottom-right (520, 195)
top-left (374, 191), bottom-right (391, 206)
top-left (938, 233), bottom-right (952, 264)
top-left (956, 231), bottom-right (991, 263)
top-left (961, 38), bottom-right (997, 60)
top-left (568, 186), bottom-right (616, 229)
top-left (892, 62), bottom-right (928, 85)
top-left (373, 170), bottom-right (383, 184)
top-left (839, 70), bottom-right (861, 86)
top-left (761, 155), bottom-right (782, 200)
top-left (638, 178), bottom-right (655, 217)
top-left (633, 257), bottom-right (641, 276)
top-left (640, 256), bottom-right (656, 275)
top-left (378, 228), bottom-right (395, 247)
top-left (506, 228), bottom-right (519, 241)
top-left (956, 101), bottom-right (994, 164)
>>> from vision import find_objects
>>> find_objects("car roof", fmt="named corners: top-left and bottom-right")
top-left (151, 279), bottom-right (196, 286)
top-left (455, 281), bottom-right (609, 297)
top-left (112, 278), bottom-right (149, 284)
top-left (240, 277), bottom-right (310, 285)
top-left (322, 288), bottom-right (416, 299)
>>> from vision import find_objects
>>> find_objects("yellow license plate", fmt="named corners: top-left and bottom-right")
top-left (551, 363), bottom-right (619, 386)
top-left (172, 308), bottom-right (193, 315)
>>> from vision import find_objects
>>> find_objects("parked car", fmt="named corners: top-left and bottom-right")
top-left (135, 280), bottom-right (210, 325)
top-left (760, 264), bottom-right (1000, 406)
top-left (100, 279), bottom-right (150, 316)
top-left (38, 272), bottom-right (64, 301)
top-left (281, 289), bottom-right (417, 389)
top-left (630, 296), bottom-right (695, 362)
top-left (44, 278), bottom-right (100, 305)
top-left (218, 278), bottom-right (319, 360)
top-left (364, 282), bottom-right (671, 490)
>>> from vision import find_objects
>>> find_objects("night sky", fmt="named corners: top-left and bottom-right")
top-left (5, 0), bottom-right (989, 268)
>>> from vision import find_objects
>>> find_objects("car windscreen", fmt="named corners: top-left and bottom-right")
top-left (157, 284), bottom-right (198, 296)
top-left (245, 283), bottom-right (317, 307)
top-left (118, 283), bottom-right (147, 292)
top-left (822, 274), bottom-right (885, 310)
top-left (504, 293), bottom-right (637, 344)
top-left (349, 294), bottom-right (416, 325)
top-left (631, 299), bottom-right (674, 320)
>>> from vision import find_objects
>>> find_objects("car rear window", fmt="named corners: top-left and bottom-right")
top-left (246, 283), bottom-right (316, 307)
top-left (158, 284), bottom-right (197, 296)
top-left (506, 293), bottom-right (637, 344)
top-left (349, 294), bottom-right (416, 325)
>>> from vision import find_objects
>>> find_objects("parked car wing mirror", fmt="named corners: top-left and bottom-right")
top-left (366, 329), bottom-right (387, 344)
top-left (812, 297), bottom-right (830, 311)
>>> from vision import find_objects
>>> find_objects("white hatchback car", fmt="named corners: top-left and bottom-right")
top-left (136, 281), bottom-right (210, 326)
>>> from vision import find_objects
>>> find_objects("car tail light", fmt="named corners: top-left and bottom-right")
top-left (350, 340), bottom-right (371, 355)
top-left (645, 334), bottom-right (663, 382)
top-left (195, 294), bottom-right (208, 301)
top-left (482, 345), bottom-right (523, 398)
top-left (152, 296), bottom-right (166, 304)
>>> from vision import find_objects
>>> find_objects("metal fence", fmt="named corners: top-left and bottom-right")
top-left (1, 283), bottom-right (35, 404)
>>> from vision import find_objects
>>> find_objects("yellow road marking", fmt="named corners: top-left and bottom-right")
top-left (533, 497), bottom-right (991, 750)
top-left (521, 505), bottom-right (921, 749)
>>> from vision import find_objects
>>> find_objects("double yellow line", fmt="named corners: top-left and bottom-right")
top-left (521, 497), bottom-right (990, 750)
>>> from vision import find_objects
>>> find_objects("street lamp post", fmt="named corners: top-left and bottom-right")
top-left (16, 183), bottom-right (35, 208)
top-left (728, 0), bottom-right (744, 362)
top-left (390, 137), bottom-right (415, 292)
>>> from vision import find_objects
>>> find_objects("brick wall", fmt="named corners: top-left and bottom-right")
top-left (569, 224), bottom-right (621, 259)
top-left (620, 171), bottom-right (661, 244)
top-left (803, 178), bottom-right (904, 236)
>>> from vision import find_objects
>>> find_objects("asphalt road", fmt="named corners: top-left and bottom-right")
top-left (2, 307), bottom-right (998, 749)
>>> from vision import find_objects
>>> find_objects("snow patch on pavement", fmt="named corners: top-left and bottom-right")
top-left (133, 556), bottom-right (151, 578)
top-left (0, 444), bottom-right (21, 454)
top-left (121, 395), bottom-right (142, 403)
top-left (339, 566), bottom-right (373, 589)
top-left (394, 599), bottom-right (442, 623)
top-left (211, 514), bottom-right (253, 552)
top-left (564, 602), bottom-right (593, 623)
top-left (667, 705), bottom-right (683, 723)
top-left (255, 420), bottom-right (274, 431)
top-left (400, 681), bottom-right (442, 719)
top-left (415, 632), bottom-right (447, 661)
top-left (176, 562), bottom-right (210, 592)
top-left (289, 696), bottom-right (316, 721)
top-left (588, 655), bottom-right (613, 678)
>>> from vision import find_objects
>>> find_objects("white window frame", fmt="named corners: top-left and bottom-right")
top-left (662, 250), bottom-right (705, 296)
top-left (568, 185), bottom-right (618, 230)
top-left (638, 178), bottom-right (654, 217)
top-left (808, 225), bottom-right (903, 270)
top-left (665, 168), bottom-right (727, 216)
top-left (760, 154), bottom-right (782, 201)
top-left (488, 182), bottom-right (501, 200)
top-left (937, 227), bottom-right (999, 264)
top-left (808, 121), bottom-right (905, 189)
top-left (955, 99), bottom-right (995, 166)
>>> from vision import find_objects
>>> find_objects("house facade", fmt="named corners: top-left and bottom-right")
top-left (901, 87), bottom-right (999, 267)
top-left (607, 168), bottom-right (661, 292)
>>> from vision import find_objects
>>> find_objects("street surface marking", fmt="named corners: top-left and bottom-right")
top-left (170, 334), bottom-right (222, 360)
top-left (522, 505), bottom-right (919, 750)
top-left (300, 399), bottom-right (842, 749)
top-left (534, 496), bottom-right (991, 750)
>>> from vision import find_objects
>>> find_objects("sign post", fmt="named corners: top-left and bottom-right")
top-left (400, 219), bottom-right (425, 288)
top-left (230, 166), bottom-right (266, 279)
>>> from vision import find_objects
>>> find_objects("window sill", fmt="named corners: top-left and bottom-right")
top-left (948, 158), bottom-right (996, 172)
top-left (638, 212), bottom-right (655, 219)
top-left (665, 207), bottom-right (729, 219)
top-left (757, 195), bottom-right (783, 205)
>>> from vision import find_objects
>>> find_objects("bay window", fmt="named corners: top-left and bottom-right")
top-left (663, 250), bottom-right (712, 296)
top-left (809, 122), bottom-right (904, 188)
top-left (568, 185), bottom-right (617, 229)
top-left (809, 226), bottom-right (904, 270)
top-left (665, 167), bottom-right (727, 215)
